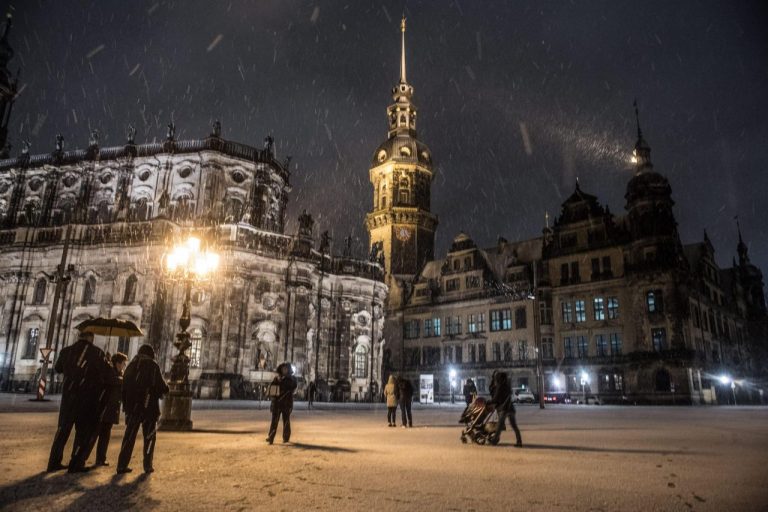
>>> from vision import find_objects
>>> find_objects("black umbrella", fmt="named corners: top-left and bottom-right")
top-left (75, 317), bottom-right (144, 338)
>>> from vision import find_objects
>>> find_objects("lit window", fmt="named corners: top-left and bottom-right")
top-left (576, 335), bottom-right (588, 358)
top-left (354, 345), bottom-right (368, 378)
top-left (190, 328), bottom-right (203, 368)
top-left (561, 302), bottom-right (573, 323)
top-left (607, 297), bottom-right (619, 319)
top-left (23, 328), bottom-right (40, 359)
top-left (575, 300), bottom-right (586, 322)
top-left (610, 333), bottom-right (622, 355)
top-left (593, 297), bottom-right (605, 321)
top-left (652, 328), bottom-right (666, 352)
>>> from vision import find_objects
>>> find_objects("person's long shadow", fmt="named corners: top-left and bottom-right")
top-left (0, 470), bottom-right (74, 508)
top-left (0, 470), bottom-right (159, 511)
top-left (288, 442), bottom-right (358, 453)
top-left (191, 428), bottom-right (260, 435)
top-left (62, 473), bottom-right (158, 512)
top-left (509, 443), bottom-right (698, 455)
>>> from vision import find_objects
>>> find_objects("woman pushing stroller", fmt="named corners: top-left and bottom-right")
top-left (488, 371), bottom-right (522, 447)
top-left (460, 372), bottom-right (522, 446)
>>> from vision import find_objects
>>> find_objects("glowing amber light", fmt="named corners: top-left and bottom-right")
top-left (164, 236), bottom-right (219, 279)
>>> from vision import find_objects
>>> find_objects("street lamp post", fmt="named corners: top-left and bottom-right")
top-left (580, 370), bottom-right (589, 405)
top-left (527, 260), bottom-right (545, 409)
top-left (159, 236), bottom-right (219, 431)
top-left (719, 375), bottom-right (737, 406)
top-left (33, 224), bottom-right (74, 402)
top-left (449, 368), bottom-right (457, 404)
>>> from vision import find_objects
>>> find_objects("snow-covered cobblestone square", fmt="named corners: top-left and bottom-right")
top-left (1, 396), bottom-right (767, 512)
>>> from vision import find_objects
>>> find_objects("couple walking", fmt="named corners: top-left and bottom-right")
top-left (383, 375), bottom-right (414, 428)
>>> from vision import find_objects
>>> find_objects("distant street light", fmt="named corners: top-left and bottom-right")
top-left (449, 368), bottom-right (457, 404)
top-left (159, 235), bottom-right (219, 431)
top-left (580, 370), bottom-right (590, 405)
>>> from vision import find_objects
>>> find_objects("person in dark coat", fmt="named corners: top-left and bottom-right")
top-left (116, 344), bottom-right (169, 474)
top-left (307, 380), bottom-right (316, 410)
top-left (488, 371), bottom-right (522, 447)
top-left (266, 362), bottom-right (298, 444)
top-left (90, 352), bottom-right (127, 466)
top-left (462, 378), bottom-right (477, 405)
top-left (47, 331), bottom-right (111, 473)
top-left (397, 377), bottom-right (414, 428)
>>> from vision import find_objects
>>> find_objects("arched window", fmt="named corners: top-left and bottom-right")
top-left (33, 278), bottom-right (47, 305)
top-left (399, 181), bottom-right (410, 204)
top-left (190, 328), bottom-right (203, 368)
top-left (97, 201), bottom-right (111, 224)
top-left (135, 198), bottom-right (151, 221)
top-left (224, 197), bottom-right (243, 223)
top-left (655, 368), bottom-right (671, 392)
top-left (23, 327), bottom-right (40, 359)
top-left (354, 344), bottom-right (369, 378)
top-left (123, 274), bottom-right (137, 305)
top-left (82, 276), bottom-right (97, 305)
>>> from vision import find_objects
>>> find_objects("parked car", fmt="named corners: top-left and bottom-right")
top-left (544, 392), bottom-right (572, 404)
top-left (512, 387), bottom-right (536, 403)
top-left (575, 395), bottom-right (602, 405)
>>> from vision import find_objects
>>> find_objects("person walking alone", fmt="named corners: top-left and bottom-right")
top-left (266, 362), bottom-right (297, 444)
top-left (91, 352), bottom-right (127, 466)
top-left (307, 380), bottom-right (316, 410)
top-left (462, 378), bottom-right (477, 405)
top-left (47, 331), bottom-right (111, 473)
top-left (488, 371), bottom-right (522, 447)
top-left (384, 375), bottom-right (398, 427)
top-left (397, 377), bottom-right (414, 428)
top-left (116, 344), bottom-right (169, 474)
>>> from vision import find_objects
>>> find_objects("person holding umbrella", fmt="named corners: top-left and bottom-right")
top-left (47, 330), bottom-right (111, 473)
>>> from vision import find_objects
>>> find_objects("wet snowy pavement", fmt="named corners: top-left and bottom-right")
top-left (1, 397), bottom-right (767, 511)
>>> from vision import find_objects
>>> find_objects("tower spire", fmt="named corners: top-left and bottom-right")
top-left (735, 215), bottom-right (750, 265)
top-left (400, 15), bottom-right (407, 84)
top-left (631, 99), bottom-right (652, 173)
top-left (633, 98), bottom-right (642, 140)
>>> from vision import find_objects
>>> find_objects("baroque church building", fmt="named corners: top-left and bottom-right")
top-left (368, 19), bottom-right (767, 405)
top-left (0, 14), bottom-right (387, 401)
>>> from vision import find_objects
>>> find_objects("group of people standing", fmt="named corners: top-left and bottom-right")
top-left (47, 331), bottom-right (169, 474)
top-left (383, 375), bottom-right (414, 427)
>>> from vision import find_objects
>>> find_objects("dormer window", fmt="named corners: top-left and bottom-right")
top-left (377, 149), bottom-right (387, 162)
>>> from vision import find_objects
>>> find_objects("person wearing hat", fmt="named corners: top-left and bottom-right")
top-left (116, 344), bottom-right (169, 474)
top-left (266, 362), bottom-right (298, 444)
top-left (47, 330), bottom-right (112, 473)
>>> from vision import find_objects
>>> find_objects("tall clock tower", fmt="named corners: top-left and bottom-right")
top-left (365, 17), bottom-right (438, 303)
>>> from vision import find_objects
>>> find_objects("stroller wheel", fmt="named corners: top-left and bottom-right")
top-left (460, 435), bottom-right (468, 444)
top-left (474, 436), bottom-right (486, 445)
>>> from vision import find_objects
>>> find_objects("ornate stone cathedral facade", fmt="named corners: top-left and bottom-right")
top-left (0, 15), bottom-right (387, 400)
top-left (369, 19), bottom-right (767, 405)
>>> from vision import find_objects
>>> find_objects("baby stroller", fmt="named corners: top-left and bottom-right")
top-left (459, 397), bottom-right (500, 445)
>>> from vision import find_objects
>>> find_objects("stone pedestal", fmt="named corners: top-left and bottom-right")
top-left (158, 382), bottom-right (193, 431)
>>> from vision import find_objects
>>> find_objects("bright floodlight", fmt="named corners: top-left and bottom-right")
top-left (580, 370), bottom-right (589, 383)
top-left (719, 375), bottom-right (731, 385)
top-left (551, 375), bottom-right (562, 389)
top-left (449, 368), bottom-right (457, 379)
top-left (165, 236), bottom-right (219, 279)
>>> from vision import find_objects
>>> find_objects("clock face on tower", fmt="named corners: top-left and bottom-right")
top-left (396, 226), bottom-right (412, 242)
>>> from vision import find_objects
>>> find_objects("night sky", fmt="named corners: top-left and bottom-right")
top-left (7, 1), bottom-right (768, 274)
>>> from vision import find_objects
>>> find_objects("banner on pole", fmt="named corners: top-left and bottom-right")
top-left (419, 374), bottom-right (434, 404)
